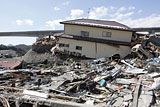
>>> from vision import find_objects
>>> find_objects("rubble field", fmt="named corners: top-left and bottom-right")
top-left (0, 35), bottom-right (160, 107)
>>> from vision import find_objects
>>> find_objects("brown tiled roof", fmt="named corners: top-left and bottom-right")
top-left (60, 19), bottom-right (132, 31)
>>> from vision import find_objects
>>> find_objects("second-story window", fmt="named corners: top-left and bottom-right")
top-left (81, 31), bottom-right (89, 37)
top-left (102, 31), bottom-right (112, 37)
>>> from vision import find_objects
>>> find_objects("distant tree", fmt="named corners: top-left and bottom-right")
top-left (0, 44), bottom-right (26, 56)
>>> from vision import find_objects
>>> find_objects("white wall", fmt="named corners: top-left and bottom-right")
top-left (96, 43), bottom-right (120, 58)
top-left (64, 24), bottom-right (132, 42)
top-left (119, 46), bottom-right (131, 58)
top-left (58, 37), bottom-right (96, 58)
top-left (58, 37), bottom-right (131, 58)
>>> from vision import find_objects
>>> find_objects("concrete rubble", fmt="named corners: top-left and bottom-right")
top-left (0, 35), bottom-right (160, 107)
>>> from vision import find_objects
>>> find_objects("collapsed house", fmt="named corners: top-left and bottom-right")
top-left (55, 19), bottom-right (133, 58)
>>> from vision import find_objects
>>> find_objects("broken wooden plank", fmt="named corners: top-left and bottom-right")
top-left (49, 94), bottom-right (83, 102)
top-left (133, 76), bottom-right (142, 107)
top-left (23, 90), bottom-right (48, 98)
top-left (0, 70), bottom-right (20, 75)
top-left (0, 86), bottom-right (23, 92)
top-left (49, 94), bottom-right (104, 104)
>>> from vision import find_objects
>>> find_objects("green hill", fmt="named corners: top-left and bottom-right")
top-left (15, 44), bottom-right (31, 52)
top-left (0, 44), bottom-right (31, 56)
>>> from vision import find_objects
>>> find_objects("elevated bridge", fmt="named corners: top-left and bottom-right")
top-left (0, 30), bottom-right (64, 38)
top-left (132, 27), bottom-right (160, 34)
top-left (0, 27), bottom-right (160, 38)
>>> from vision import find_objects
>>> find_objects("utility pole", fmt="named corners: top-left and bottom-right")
top-left (87, 8), bottom-right (90, 19)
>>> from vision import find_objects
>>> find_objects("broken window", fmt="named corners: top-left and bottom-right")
top-left (59, 43), bottom-right (69, 47)
top-left (102, 31), bottom-right (112, 37)
top-left (81, 31), bottom-right (89, 37)
top-left (76, 46), bottom-right (82, 50)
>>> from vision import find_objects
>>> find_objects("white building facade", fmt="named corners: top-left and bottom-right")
top-left (56, 19), bottom-right (133, 58)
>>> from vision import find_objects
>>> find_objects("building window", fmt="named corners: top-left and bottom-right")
top-left (65, 44), bottom-right (69, 47)
top-left (81, 31), bottom-right (89, 37)
top-left (102, 31), bottom-right (112, 37)
top-left (59, 43), bottom-right (64, 47)
top-left (59, 43), bottom-right (69, 47)
top-left (76, 46), bottom-right (82, 50)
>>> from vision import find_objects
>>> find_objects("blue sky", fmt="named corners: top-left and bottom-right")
top-left (0, 0), bottom-right (160, 45)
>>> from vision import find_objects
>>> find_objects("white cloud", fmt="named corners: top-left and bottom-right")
top-left (24, 19), bottom-right (33, 25)
top-left (16, 20), bottom-right (22, 25)
top-left (111, 12), bottom-right (134, 21)
top-left (106, 6), bottom-right (160, 28)
top-left (62, 1), bottom-right (70, 6)
top-left (15, 19), bottom-right (33, 26)
top-left (128, 6), bottom-right (135, 10)
top-left (45, 9), bottom-right (84, 29)
top-left (122, 14), bottom-right (160, 27)
top-left (45, 6), bottom-right (160, 29)
top-left (70, 9), bottom-right (84, 19)
top-left (118, 7), bottom-right (126, 12)
top-left (89, 6), bottom-right (108, 19)
top-left (138, 10), bottom-right (143, 14)
top-left (53, 7), bottom-right (60, 11)
top-left (109, 6), bottom-right (116, 11)
top-left (45, 19), bottom-right (63, 29)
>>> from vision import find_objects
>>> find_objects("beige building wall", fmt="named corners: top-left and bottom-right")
top-left (119, 46), bottom-right (131, 58)
top-left (58, 37), bottom-right (131, 58)
top-left (96, 43), bottom-right (120, 58)
top-left (64, 24), bottom-right (132, 42)
top-left (96, 43), bottom-right (131, 58)
top-left (58, 38), bottom-right (96, 58)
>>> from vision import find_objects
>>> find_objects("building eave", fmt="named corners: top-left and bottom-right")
top-left (60, 22), bottom-right (133, 32)
top-left (56, 34), bottom-right (131, 46)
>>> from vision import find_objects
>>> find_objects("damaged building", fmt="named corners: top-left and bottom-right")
top-left (55, 19), bottom-right (133, 58)
top-left (0, 19), bottom-right (160, 107)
